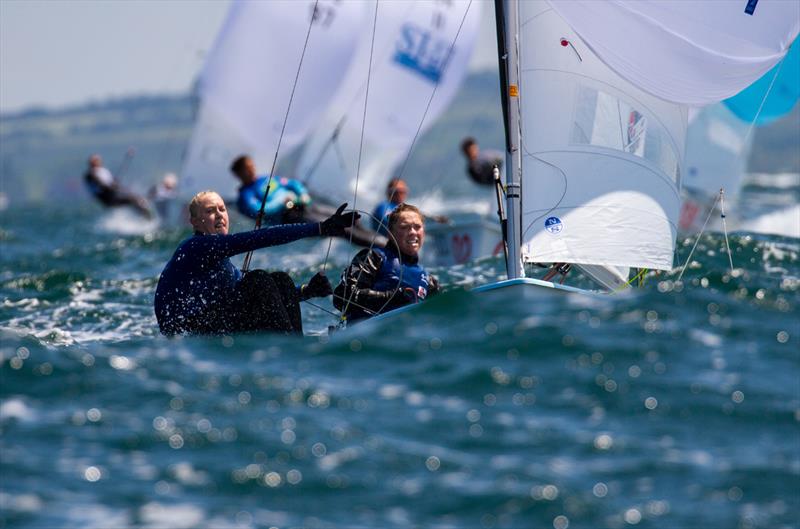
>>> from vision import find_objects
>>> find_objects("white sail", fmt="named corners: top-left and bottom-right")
top-left (517, 1), bottom-right (686, 272)
top-left (181, 0), bottom-right (366, 198)
top-left (296, 0), bottom-right (481, 211)
top-left (547, 0), bottom-right (800, 105)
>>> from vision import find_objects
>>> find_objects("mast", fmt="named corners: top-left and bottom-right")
top-left (495, 0), bottom-right (523, 279)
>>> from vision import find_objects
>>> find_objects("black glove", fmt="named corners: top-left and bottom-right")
top-left (320, 203), bottom-right (361, 237)
top-left (301, 272), bottom-right (332, 300)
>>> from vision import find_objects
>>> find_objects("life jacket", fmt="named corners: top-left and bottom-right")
top-left (372, 246), bottom-right (432, 301)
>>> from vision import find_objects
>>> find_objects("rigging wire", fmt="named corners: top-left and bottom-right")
top-left (719, 189), bottom-right (735, 275)
top-left (242, 0), bottom-right (319, 273)
top-left (676, 190), bottom-right (723, 282)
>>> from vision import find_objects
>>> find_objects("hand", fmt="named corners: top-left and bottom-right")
top-left (320, 203), bottom-right (361, 236)
top-left (301, 272), bottom-right (332, 300)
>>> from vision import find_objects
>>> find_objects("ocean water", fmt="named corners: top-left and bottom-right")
top-left (1, 180), bottom-right (799, 529)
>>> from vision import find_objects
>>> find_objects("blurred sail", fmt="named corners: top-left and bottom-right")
top-left (181, 0), bottom-right (366, 198)
top-left (296, 0), bottom-right (481, 211)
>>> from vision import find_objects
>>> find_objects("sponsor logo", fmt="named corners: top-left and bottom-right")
top-left (393, 23), bottom-right (452, 84)
top-left (544, 216), bottom-right (563, 234)
top-left (451, 233), bottom-right (473, 263)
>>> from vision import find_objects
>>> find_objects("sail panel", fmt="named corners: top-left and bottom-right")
top-left (296, 0), bottom-right (481, 210)
top-left (547, 0), bottom-right (800, 106)
top-left (182, 0), bottom-right (366, 197)
top-left (518, 2), bottom-right (685, 271)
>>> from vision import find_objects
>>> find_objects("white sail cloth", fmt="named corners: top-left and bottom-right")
top-left (296, 0), bottom-right (481, 210)
top-left (181, 0), bottom-right (366, 197)
top-left (518, 2), bottom-right (686, 271)
top-left (547, 0), bottom-right (800, 105)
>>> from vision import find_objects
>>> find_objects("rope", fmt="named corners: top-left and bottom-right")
top-left (242, 0), bottom-right (319, 272)
top-left (719, 189), bottom-right (735, 274)
top-left (676, 190), bottom-right (723, 282)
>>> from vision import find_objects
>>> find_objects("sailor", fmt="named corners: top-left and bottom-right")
top-left (371, 178), bottom-right (408, 235)
top-left (460, 137), bottom-right (504, 186)
top-left (84, 154), bottom-right (153, 218)
top-left (230, 155), bottom-right (311, 224)
top-left (148, 172), bottom-right (179, 221)
top-left (334, 203), bottom-right (439, 322)
top-left (154, 191), bottom-right (359, 335)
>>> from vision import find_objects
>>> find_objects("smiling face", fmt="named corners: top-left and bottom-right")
top-left (390, 210), bottom-right (425, 257)
top-left (189, 192), bottom-right (229, 235)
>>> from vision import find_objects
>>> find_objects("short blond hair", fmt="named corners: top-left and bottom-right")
top-left (188, 190), bottom-right (221, 219)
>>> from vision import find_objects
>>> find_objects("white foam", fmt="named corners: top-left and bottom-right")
top-left (139, 502), bottom-right (205, 528)
top-left (0, 398), bottom-right (37, 423)
top-left (99, 209), bottom-right (160, 236)
top-left (742, 204), bottom-right (800, 239)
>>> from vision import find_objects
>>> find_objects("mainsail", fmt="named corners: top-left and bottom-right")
top-left (181, 0), bottom-right (366, 198)
top-left (296, 0), bottom-right (481, 211)
top-left (517, 1), bottom-right (686, 271)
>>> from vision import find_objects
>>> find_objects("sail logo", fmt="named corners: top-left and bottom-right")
top-left (544, 216), bottom-right (563, 234)
top-left (393, 24), bottom-right (452, 84)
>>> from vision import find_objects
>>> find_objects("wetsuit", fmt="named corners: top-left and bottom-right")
top-left (333, 245), bottom-right (439, 322)
top-left (84, 167), bottom-right (152, 217)
top-left (466, 151), bottom-right (504, 186)
top-left (371, 200), bottom-right (400, 235)
top-left (154, 223), bottom-right (319, 335)
top-left (237, 176), bottom-right (311, 224)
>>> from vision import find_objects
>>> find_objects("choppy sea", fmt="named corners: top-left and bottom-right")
top-left (1, 174), bottom-right (799, 529)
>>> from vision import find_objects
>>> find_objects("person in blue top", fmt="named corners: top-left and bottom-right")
top-left (371, 178), bottom-right (408, 236)
top-left (230, 155), bottom-right (311, 224)
top-left (154, 190), bottom-right (359, 336)
top-left (334, 203), bottom-right (439, 322)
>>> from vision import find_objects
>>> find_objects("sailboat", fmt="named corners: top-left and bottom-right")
top-left (475, 0), bottom-right (799, 298)
top-left (368, 0), bottom-right (799, 319)
top-left (180, 0), bottom-right (485, 260)
top-left (294, 0), bottom-right (487, 265)
top-left (681, 43), bottom-right (800, 232)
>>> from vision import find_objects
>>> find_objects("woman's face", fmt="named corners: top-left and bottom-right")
top-left (390, 210), bottom-right (424, 256)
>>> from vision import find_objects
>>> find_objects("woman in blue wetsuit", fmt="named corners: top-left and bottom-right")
top-left (334, 203), bottom-right (439, 322)
top-left (154, 191), bottom-right (359, 336)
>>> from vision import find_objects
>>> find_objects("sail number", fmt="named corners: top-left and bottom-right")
top-left (394, 23), bottom-right (453, 84)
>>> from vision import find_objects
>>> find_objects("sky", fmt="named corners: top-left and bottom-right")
top-left (0, 0), bottom-right (498, 114)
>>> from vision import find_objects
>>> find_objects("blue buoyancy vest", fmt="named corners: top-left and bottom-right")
top-left (372, 246), bottom-right (432, 301)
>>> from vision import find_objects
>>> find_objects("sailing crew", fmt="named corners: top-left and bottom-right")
top-left (84, 154), bottom-right (153, 218)
top-left (230, 155), bottom-right (311, 224)
top-left (334, 203), bottom-right (439, 322)
top-left (460, 137), bottom-right (504, 186)
top-left (371, 178), bottom-right (409, 235)
top-left (154, 191), bottom-right (359, 335)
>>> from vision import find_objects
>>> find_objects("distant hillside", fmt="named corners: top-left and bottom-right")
top-left (1, 72), bottom-right (797, 203)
